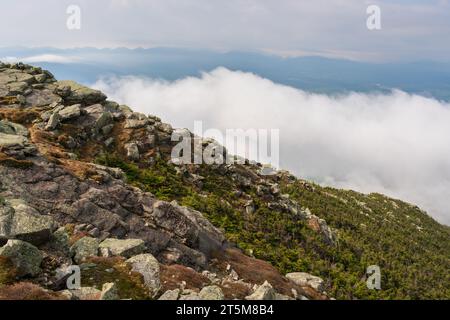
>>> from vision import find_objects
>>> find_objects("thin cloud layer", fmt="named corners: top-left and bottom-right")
top-left (93, 68), bottom-right (450, 224)
top-left (2, 54), bottom-right (80, 64)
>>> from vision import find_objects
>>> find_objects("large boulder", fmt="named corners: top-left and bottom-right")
top-left (58, 104), bottom-right (81, 121)
top-left (152, 201), bottom-right (225, 257)
top-left (286, 272), bottom-right (325, 292)
top-left (70, 237), bottom-right (100, 264)
top-left (0, 200), bottom-right (55, 246)
top-left (126, 253), bottom-right (160, 297)
top-left (98, 238), bottom-right (146, 258)
top-left (0, 239), bottom-right (42, 277)
top-left (56, 80), bottom-right (106, 105)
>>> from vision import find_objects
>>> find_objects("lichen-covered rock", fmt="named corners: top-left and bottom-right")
top-left (52, 227), bottom-right (70, 255)
top-left (245, 281), bottom-right (276, 300)
top-left (0, 200), bottom-right (55, 245)
top-left (126, 253), bottom-right (160, 297)
top-left (0, 133), bottom-right (27, 149)
top-left (152, 201), bottom-right (225, 258)
top-left (0, 239), bottom-right (42, 277)
top-left (59, 104), bottom-right (81, 121)
top-left (158, 288), bottom-right (180, 300)
top-left (124, 118), bottom-right (149, 129)
top-left (56, 80), bottom-right (106, 105)
top-left (70, 237), bottom-right (100, 264)
top-left (0, 120), bottom-right (28, 137)
top-left (99, 238), bottom-right (146, 258)
top-left (124, 142), bottom-right (140, 161)
top-left (45, 112), bottom-right (61, 130)
top-left (286, 272), bottom-right (325, 292)
top-left (199, 285), bottom-right (224, 300)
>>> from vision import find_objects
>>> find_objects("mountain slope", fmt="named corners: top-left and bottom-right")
top-left (0, 62), bottom-right (449, 300)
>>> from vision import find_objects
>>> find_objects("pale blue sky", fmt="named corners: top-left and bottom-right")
top-left (1, 0), bottom-right (449, 62)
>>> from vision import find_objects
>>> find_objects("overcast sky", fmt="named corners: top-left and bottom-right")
top-left (1, 0), bottom-right (450, 62)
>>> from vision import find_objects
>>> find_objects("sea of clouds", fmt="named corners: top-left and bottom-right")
top-left (93, 68), bottom-right (450, 225)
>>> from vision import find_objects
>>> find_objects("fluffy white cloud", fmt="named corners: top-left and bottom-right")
top-left (93, 68), bottom-right (450, 224)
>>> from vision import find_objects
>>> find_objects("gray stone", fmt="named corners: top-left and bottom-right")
top-left (56, 80), bottom-right (106, 104)
top-left (95, 112), bottom-right (113, 130)
top-left (275, 293), bottom-right (294, 300)
top-left (101, 124), bottom-right (114, 135)
top-left (0, 120), bottom-right (28, 137)
top-left (59, 104), bottom-right (81, 120)
top-left (53, 227), bottom-right (70, 255)
top-left (34, 74), bottom-right (47, 83)
top-left (104, 137), bottom-right (115, 147)
top-left (199, 285), bottom-right (224, 300)
top-left (158, 289), bottom-right (180, 300)
top-left (152, 201), bottom-right (225, 258)
top-left (245, 281), bottom-right (276, 300)
top-left (7, 82), bottom-right (28, 94)
top-left (126, 253), bottom-right (160, 297)
top-left (99, 238), bottom-right (146, 258)
top-left (157, 122), bottom-right (173, 134)
top-left (45, 112), bottom-right (61, 130)
top-left (0, 133), bottom-right (27, 149)
top-left (70, 237), bottom-right (100, 264)
top-left (125, 142), bottom-right (140, 161)
top-left (124, 118), bottom-right (149, 129)
top-left (286, 272), bottom-right (325, 292)
top-left (0, 201), bottom-right (55, 245)
top-left (0, 239), bottom-right (42, 277)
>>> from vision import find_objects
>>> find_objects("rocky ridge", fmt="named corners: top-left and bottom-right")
top-left (0, 62), bottom-right (330, 300)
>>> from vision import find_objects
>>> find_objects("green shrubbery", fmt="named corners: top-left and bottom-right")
top-left (95, 153), bottom-right (450, 299)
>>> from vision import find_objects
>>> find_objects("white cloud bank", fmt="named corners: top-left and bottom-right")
top-left (93, 68), bottom-right (450, 225)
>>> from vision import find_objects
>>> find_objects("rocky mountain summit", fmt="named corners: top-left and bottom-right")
top-left (0, 62), bottom-right (329, 300)
top-left (0, 62), bottom-right (449, 300)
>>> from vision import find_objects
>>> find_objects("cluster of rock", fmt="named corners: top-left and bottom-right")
top-left (0, 62), bottom-right (331, 300)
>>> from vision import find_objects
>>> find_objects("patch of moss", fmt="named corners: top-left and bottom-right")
top-left (82, 257), bottom-right (150, 300)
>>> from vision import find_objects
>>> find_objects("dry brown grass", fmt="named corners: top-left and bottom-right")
top-left (0, 282), bottom-right (64, 300)
top-left (219, 280), bottom-right (252, 300)
top-left (160, 264), bottom-right (210, 292)
top-left (0, 107), bottom-right (41, 125)
top-left (213, 248), bottom-right (328, 300)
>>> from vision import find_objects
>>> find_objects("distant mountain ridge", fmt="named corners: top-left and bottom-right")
top-left (2, 47), bottom-right (450, 101)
